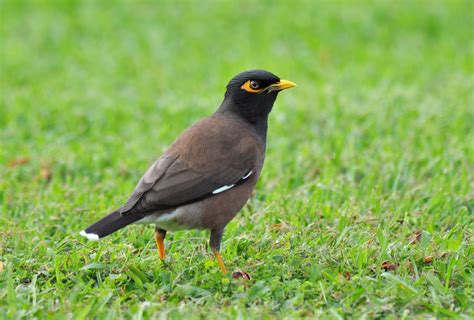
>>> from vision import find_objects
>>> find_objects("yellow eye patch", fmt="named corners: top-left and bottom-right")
top-left (240, 80), bottom-right (262, 93)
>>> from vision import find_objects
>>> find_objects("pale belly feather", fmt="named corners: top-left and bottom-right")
top-left (134, 203), bottom-right (206, 231)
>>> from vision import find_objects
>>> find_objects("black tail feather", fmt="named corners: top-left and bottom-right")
top-left (80, 211), bottom-right (142, 240)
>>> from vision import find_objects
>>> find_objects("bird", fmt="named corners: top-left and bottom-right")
top-left (80, 69), bottom-right (296, 273)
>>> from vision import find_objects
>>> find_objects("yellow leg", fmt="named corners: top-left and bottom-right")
top-left (154, 230), bottom-right (166, 260)
top-left (212, 249), bottom-right (227, 274)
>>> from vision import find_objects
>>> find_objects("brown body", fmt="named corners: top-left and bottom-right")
top-left (135, 111), bottom-right (265, 231)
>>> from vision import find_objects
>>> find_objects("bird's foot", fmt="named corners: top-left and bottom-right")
top-left (211, 249), bottom-right (227, 274)
top-left (154, 228), bottom-right (166, 260)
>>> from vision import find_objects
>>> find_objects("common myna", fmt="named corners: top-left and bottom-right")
top-left (80, 70), bottom-right (296, 273)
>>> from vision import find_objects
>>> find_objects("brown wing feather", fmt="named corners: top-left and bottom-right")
top-left (133, 160), bottom-right (248, 213)
top-left (119, 155), bottom-right (178, 213)
top-left (120, 114), bottom-right (262, 216)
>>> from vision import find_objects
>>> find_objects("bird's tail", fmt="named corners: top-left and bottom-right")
top-left (80, 210), bottom-right (142, 240)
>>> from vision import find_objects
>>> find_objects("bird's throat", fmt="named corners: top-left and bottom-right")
top-left (217, 99), bottom-right (270, 141)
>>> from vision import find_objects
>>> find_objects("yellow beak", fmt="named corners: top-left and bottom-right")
top-left (276, 79), bottom-right (297, 90)
top-left (267, 79), bottom-right (297, 92)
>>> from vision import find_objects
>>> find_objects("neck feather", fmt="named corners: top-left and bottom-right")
top-left (217, 98), bottom-right (269, 141)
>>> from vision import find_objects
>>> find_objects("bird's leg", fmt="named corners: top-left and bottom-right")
top-left (154, 227), bottom-right (167, 260)
top-left (210, 229), bottom-right (227, 274)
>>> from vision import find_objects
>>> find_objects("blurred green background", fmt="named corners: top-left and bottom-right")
top-left (1, 0), bottom-right (473, 318)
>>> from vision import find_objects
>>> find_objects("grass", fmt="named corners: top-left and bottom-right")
top-left (1, 0), bottom-right (473, 318)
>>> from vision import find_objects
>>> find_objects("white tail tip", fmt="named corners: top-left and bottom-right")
top-left (80, 230), bottom-right (100, 241)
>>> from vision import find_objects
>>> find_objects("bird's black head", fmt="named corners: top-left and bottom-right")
top-left (219, 70), bottom-right (296, 124)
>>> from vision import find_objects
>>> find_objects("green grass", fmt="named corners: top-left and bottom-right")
top-left (1, 0), bottom-right (473, 318)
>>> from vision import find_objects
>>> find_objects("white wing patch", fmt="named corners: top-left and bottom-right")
top-left (211, 170), bottom-right (253, 195)
top-left (242, 170), bottom-right (253, 179)
top-left (212, 184), bottom-right (235, 194)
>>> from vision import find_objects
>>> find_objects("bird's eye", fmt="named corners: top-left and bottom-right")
top-left (249, 80), bottom-right (260, 90)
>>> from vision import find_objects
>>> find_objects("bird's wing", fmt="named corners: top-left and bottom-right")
top-left (119, 154), bottom-right (178, 213)
top-left (121, 157), bottom-right (253, 215)
top-left (119, 116), bottom-right (259, 215)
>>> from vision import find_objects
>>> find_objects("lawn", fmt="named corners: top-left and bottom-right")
top-left (1, 0), bottom-right (473, 318)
